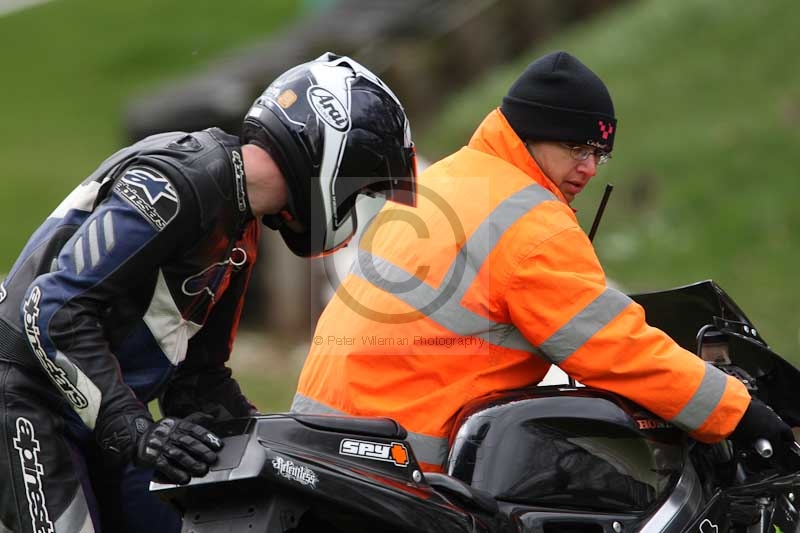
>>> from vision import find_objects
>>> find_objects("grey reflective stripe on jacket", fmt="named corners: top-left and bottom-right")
top-left (290, 393), bottom-right (449, 467)
top-left (672, 362), bottom-right (730, 432)
top-left (353, 183), bottom-right (556, 352)
top-left (538, 287), bottom-right (632, 364)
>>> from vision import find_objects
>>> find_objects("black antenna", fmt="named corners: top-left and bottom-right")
top-left (588, 184), bottom-right (614, 243)
top-left (566, 184), bottom-right (614, 388)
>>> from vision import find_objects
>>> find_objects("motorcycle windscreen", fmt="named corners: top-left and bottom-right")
top-left (491, 418), bottom-right (683, 513)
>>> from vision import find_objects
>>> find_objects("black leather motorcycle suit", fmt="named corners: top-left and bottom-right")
top-left (0, 128), bottom-right (260, 532)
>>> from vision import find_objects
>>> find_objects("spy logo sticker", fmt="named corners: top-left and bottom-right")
top-left (340, 439), bottom-right (410, 467)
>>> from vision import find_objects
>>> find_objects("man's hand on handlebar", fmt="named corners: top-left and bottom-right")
top-left (730, 397), bottom-right (799, 472)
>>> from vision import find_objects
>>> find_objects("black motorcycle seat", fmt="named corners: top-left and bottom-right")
top-left (292, 414), bottom-right (408, 439)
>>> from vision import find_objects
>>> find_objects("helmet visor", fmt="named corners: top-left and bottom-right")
top-left (381, 143), bottom-right (418, 208)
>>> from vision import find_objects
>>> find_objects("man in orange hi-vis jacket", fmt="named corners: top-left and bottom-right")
top-left (292, 51), bottom-right (794, 472)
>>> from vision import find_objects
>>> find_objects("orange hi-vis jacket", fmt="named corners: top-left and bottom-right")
top-left (292, 108), bottom-right (751, 471)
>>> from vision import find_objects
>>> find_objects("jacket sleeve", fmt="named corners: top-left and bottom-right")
top-left (505, 223), bottom-right (751, 443)
top-left (21, 165), bottom-right (201, 431)
top-left (160, 222), bottom-right (260, 420)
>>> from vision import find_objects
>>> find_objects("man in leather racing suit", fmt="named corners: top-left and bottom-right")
top-left (0, 53), bottom-right (417, 533)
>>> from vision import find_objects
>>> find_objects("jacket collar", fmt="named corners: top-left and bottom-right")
top-left (467, 108), bottom-right (569, 204)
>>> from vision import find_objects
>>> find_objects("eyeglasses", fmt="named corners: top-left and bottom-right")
top-left (559, 143), bottom-right (612, 166)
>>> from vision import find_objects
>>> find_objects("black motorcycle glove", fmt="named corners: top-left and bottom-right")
top-left (731, 397), bottom-right (794, 444)
top-left (136, 416), bottom-right (224, 485)
top-left (98, 410), bottom-right (224, 485)
top-left (730, 397), bottom-right (797, 469)
top-left (97, 410), bottom-right (153, 465)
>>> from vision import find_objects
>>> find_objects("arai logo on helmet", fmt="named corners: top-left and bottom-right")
top-left (308, 86), bottom-right (350, 133)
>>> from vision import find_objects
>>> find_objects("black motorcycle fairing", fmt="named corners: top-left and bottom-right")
top-left (153, 414), bottom-right (501, 532)
top-left (447, 388), bottom-right (686, 516)
top-left (631, 280), bottom-right (800, 427)
top-left (720, 332), bottom-right (800, 428)
top-left (629, 280), bottom-right (764, 352)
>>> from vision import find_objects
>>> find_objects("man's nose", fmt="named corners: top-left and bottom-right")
top-left (577, 156), bottom-right (598, 176)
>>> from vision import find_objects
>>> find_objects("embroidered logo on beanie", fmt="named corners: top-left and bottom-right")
top-left (599, 121), bottom-right (614, 140)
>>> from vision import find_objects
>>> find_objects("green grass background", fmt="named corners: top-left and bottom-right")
top-left (2, 0), bottom-right (799, 411)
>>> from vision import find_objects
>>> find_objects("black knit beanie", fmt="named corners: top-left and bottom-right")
top-left (501, 51), bottom-right (617, 151)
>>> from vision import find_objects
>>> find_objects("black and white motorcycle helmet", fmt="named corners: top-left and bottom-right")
top-left (241, 52), bottom-right (418, 257)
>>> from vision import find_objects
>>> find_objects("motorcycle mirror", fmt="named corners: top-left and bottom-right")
top-left (695, 326), bottom-right (732, 364)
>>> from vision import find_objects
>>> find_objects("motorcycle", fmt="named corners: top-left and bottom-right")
top-left (151, 280), bottom-right (800, 532)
